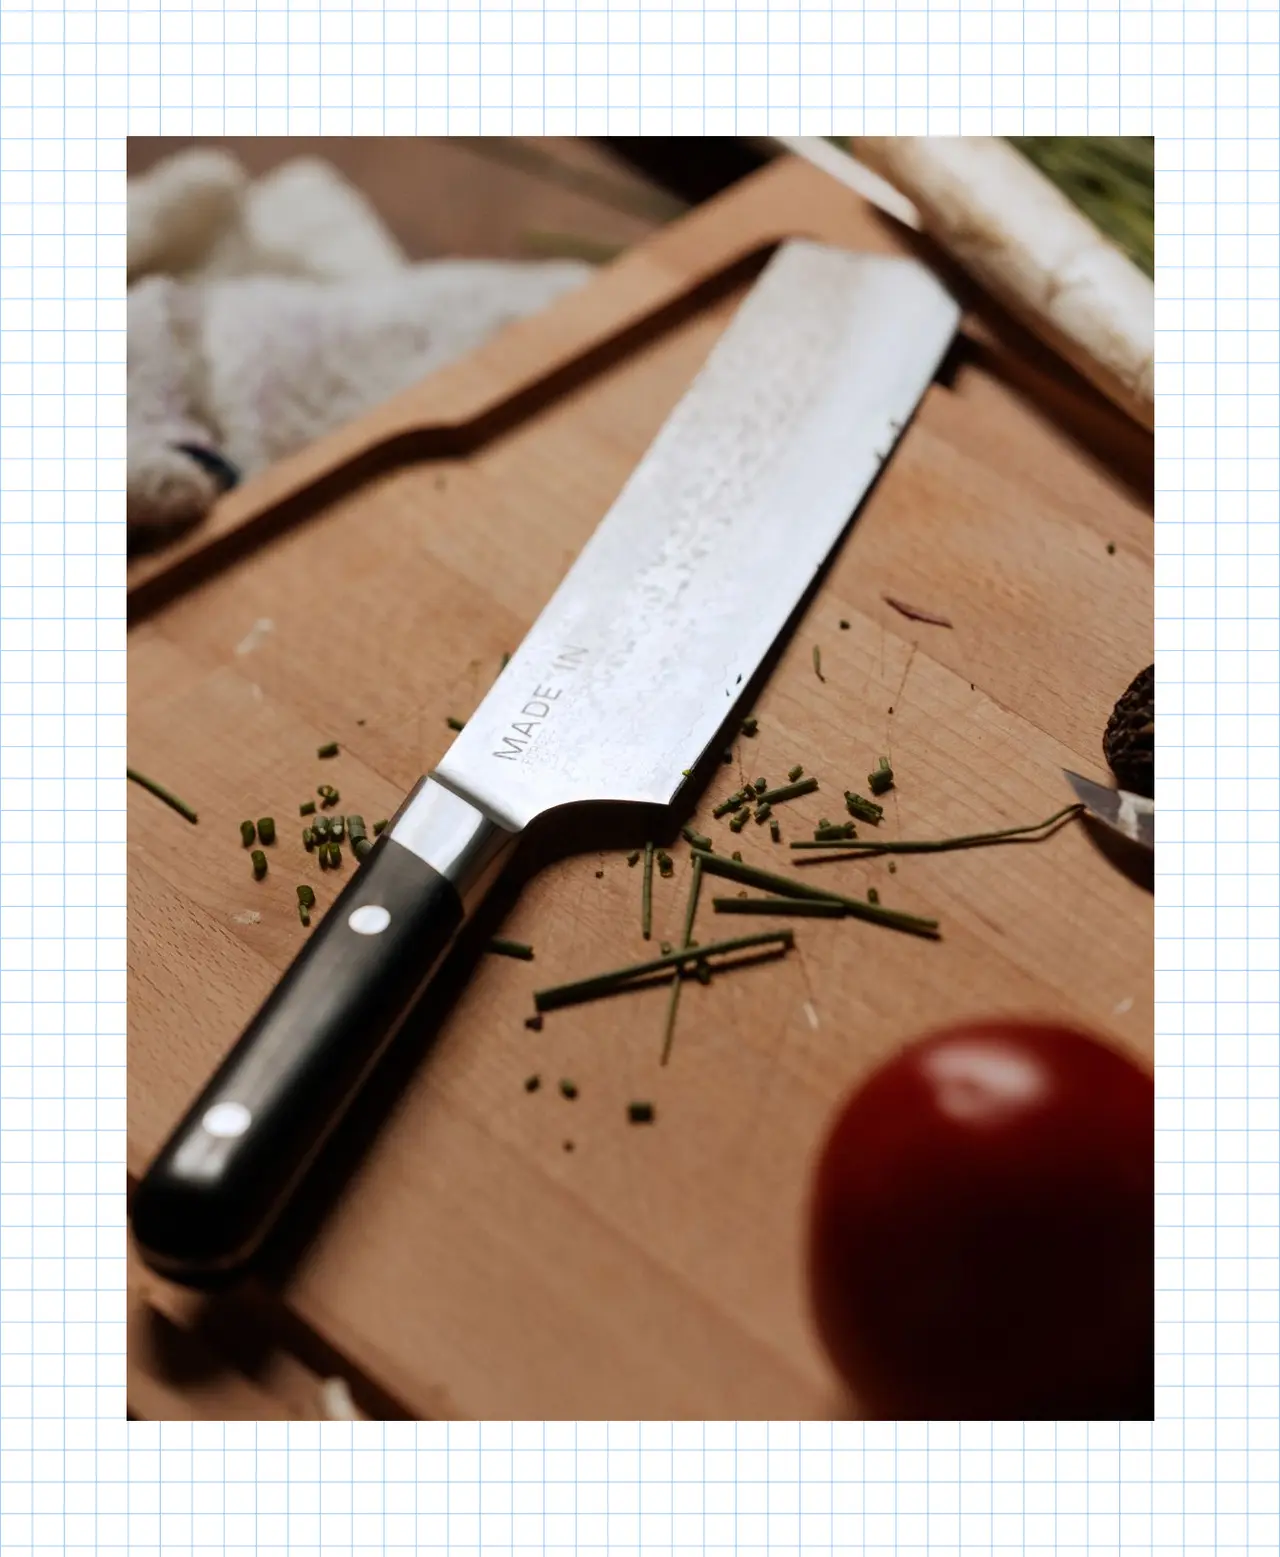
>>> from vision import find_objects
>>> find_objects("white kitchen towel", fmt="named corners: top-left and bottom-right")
top-left (128, 147), bottom-right (591, 536)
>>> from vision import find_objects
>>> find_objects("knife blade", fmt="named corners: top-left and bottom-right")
top-left (1064, 769), bottom-right (1154, 852)
top-left (130, 239), bottom-right (961, 1284)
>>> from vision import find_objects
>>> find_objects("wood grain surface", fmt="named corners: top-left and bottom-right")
top-left (128, 157), bottom-right (1153, 1420)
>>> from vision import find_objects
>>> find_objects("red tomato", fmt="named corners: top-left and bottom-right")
top-left (808, 1020), bottom-right (1153, 1420)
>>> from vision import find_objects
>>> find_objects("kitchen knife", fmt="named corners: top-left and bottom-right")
top-left (130, 239), bottom-right (961, 1285)
top-left (1064, 769), bottom-right (1154, 852)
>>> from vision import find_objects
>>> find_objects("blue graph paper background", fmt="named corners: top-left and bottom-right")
top-left (0, 0), bottom-right (1275, 1551)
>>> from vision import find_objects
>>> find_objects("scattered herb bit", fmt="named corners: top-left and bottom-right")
top-left (752, 777), bottom-right (767, 794)
top-left (681, 768), bottom-right (690, 777)
top-left (356, 718), bottom-right (366, 726)
top-left (318, 784), bottom-right (339, 807)
top-left (867, 887), bottom-right (880, 904)
top-left (845, 791), bottom-right (885, 824)
top-left (313, 816), bottom-right (331, 843)
top-left (641, 841), bottom-right (655, 940)
top-left (660, 856), bottom-right (704, 1067)
top-left (298, 905), bottom-right (311, 928)
top-left (770, 819), bottom-right (781, 843)
top-left (257, 817), bottom-right (276, 846)
top-left (788, 765), bottom-right (804, 782)
top-left (126, 768), bottom-right (198, 825)
top-left (713, 791), bottom-right (747, 819)
top-left (713, 896), bottom-right (847, 917)
top-left (681, 827), bottom-right (713, 851)
top-left (446, 716), bottom-right (467, 731)
top-left (817, 818), bottom-right (831, 830)
top-left (882, 594), bottom-right (953, 628)
top-left (722, 748), bottom-right (734, 763)
top-left (814, 823), bottom-right (857, 842)
top-left (595, 869), bottom-right (604, 878)
top-left (489, 937), bottom-right (535, 960)
top-left (868, 757), bottom-right (895, 796)
top-left (657, 853), bottom-right (674, 880)
top-left (889, 861), bottom-right (897, 874)
top-left (731, 851), bottom-right (743, 862)
top-left (303, 827), bottom-right (316, 851)
top-left (1106, 542), bottom-right (1116, 555)
top-left (532, 929), bottom-right (794, 1012)
top-left (317, 844), bottom-right (329, 870)
top-left (501, 652), bottom-right (511, 669)
top-left (757, 776), bottom-right (819, 806)
top-left (559, 1080), bottom-right (578, 1100)
top-left (691, 850), bottom-right (939, 939)
top-left (297, 884), bottom-right (316, 910)
top-left (563, 1140), bottom-right (575, 1152)
top-left (347, 815), bottom-right (367, 842)
top-left (240, 820), bottom-right (256, 848)
top-left (741, 717), bottom-right (759, 737)
top-left (660, 941), bottom-right (673, 955)
top-left (329, 843), bottom-right (344, 868)
top-left (790, 803), bottom-right (1086, 857)
top-left (729, 811), bottom-right (749, 834)
top-left (525, 1075), bottom-right (541, 1093)
top-left (353, 837), bottom-right (372, 860)
top-left (373, 819), bottom-right (387, 835)
top-left (695, 961), bottom-right (712, 984)
top-left (317, 742), bottom-right (339, 759)
top-left (813, 645), bottom-right (826, 682)
top-left (524, 1013), bottom-right (543, 1032)
top-left (754, 803), bottom-right (773, 825)
top-left (627, 850), bottom-right (640, 866)
top-left (299, 800), bottom-right (316, 816)
top-left (628, 1102), bottom-right (655, 1125)
top-left (329, 816), bottom-right (344, 842)
top-left (251, 849), bottom-right (268, 880)
top-left (839, 619), bottom-right (850, 630)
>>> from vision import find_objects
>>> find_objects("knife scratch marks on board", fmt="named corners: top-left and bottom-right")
top-left (803, 1000), bottom-right (820, 1030)
top-left (234, 618), bottom-right (274, 655)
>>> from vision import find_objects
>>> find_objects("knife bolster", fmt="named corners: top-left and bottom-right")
top-left (389, 775), bottom-right (517, 912)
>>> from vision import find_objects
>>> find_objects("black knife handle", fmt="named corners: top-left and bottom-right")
top-left (130, 780), bottom-right (514, 1285)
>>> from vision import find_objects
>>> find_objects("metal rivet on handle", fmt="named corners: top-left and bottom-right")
top-left (202, 1101), bottom-right (252, 1138)
top-left (348, 904), bottom-right (391, 936)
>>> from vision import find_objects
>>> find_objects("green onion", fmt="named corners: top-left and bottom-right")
top-left (317, 742), bottom-right (339, 759)
top-left (713, 896), bottom-right (847, 917)
top-left (446, 716), bottom-right (467, 731)
top-left (533, 929), bottom-right (794, 1012)
top-left (756, 776), bottom-right (819, 806)
top-left (240, 820), bottom-right (256, 848)
top-left (299, 800), bottom-right (316, 816)
top-left (628, 1101), bottom-right (655, 1125)
top-left (788, 765), bottom-right (804, 782)
top-left (789, 804), bottom-right (1086, 857)
top-left (257, 817), bottom-right (276, 846)
top-left (126, 768), bottom-right (198, 825)
top-left (813, 645), bottom-right (825, 682)
top-left (251, 849), bottom-right (267, 880)
top-left (641, 841), bottom-right (655, 940)
top-left (868, 757), bottom-right (894, 796)
top-left (691, 849), bottom-right (939, 938)
top-left (489, 937), bottom-right (534, 960)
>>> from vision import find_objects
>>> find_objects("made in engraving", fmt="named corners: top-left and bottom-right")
top-left (493, 645), bottom-right (588, 759)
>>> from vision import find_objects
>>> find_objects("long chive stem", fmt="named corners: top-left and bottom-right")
top-left (757, 776), bottom-right (820, 806)
top-left (692, 849), bottom-right (939, 938)
top-left (641, 841), bottom-right (655, 940)
top-left (788, 804), bottom-right (1086, 856)
top-left (712, 896), bottom-right (848, 917)
top-left (660, 856), bottom-right (704, 1067)
top-left (533, 929), bottom-right (793, 1012)
top-left (126, 768), bottom-right (198, 824)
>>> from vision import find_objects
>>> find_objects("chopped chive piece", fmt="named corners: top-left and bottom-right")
top-left (329, 843), bottom-right (344, 868)
top-left (681, 768), bottom-right (690, 777)
top-left (317, 742), bottom-right (339, 759)
top-left (788, 765), bottom-right (804, 782)
top-left (303, 827), bottom-right (316, 851)
top-left (525, 1074), bottom-right (541, 1092)
top-left (681, 827), bottom-right (713, 851)
top-left (691, 849), bottom-right (939, 938)
top-left (1106, 542), bottom-right (1116, 555)
top-left (563, 1140), bottom-right (575, 1152)
top-left (889, 861), bottom-right (897, 873)
top-left (240, 820), bottom-right (256, 848)
top-left (317, 784), bottom-right (339, 807)
top-left (657, 851), bottom-right (674, 880)
top-left (297, 884), bottom-right (316, 910)
top-left (741, 717), bottom-right (758, 737)
top-left (731, 851), bottom-right (743, 861)
top-left (867, 887), bottom-right (880, 904)
top-left (713, 791), bottom-right (746, 819)
top-left (817, 818), bottom-right (831, 830)
top-left (641, 842), bottom-right (655, 939)
top-left (313, 816), bottom-right (330, 843)
top-left (756, 776), bottom-right (819, 806)
top-left (373, 819), bottom-right (387, 835)
top-left (347, 815), bottom-right (367, 842)
top-left (330, 815), bottom-right (345, 842)
top-left (729, 810), bottom-right (749, 834)
top-left (789, 804), bottom-right (1087, 857)
top-left (713, 896), bottom-right (847, 917)
top-left (126, 768), bottom-right (198, 825)
top-left (524, 1013), bottom-right (544, 1031)
top-left (750, 777), bottom-right (765, 794)
top-left (257, 817), bottom-right (276, 845)
top-left (353, 837), bottom-right (372, 860)
top-left (770, 819), bottom-right (781, 843)
top-left (695, 961), bottom-right (712, 985)
top-left (754, 803), bottom-right (773, 825)
top-left (595, 869), bottom-right (604, 878)
top-left (251, 849), bottom-right (267, 880)
top-left (559, 1079), bottom-right (578, 1100)
top-left (533, 928), bottom-right (793, 1012)
top-left (627, 849), bottom-right (640, 866)
top-left (845, 791), bottom-right (885, 824)
top-left (501, 652), bottom-right (511, 669)
top-left (628, 1101), bottom-right (655, 1125)
top-left (299, 800), bottom-right (316, 816)
top-left (813, 645), bottom-right (825, 682)
top-left (489, 937), bottom-right (534, 960)
top-left (660, 941), bottom-right (673, 955)
top-left (299, 906), bottom-right (311, 928)
top-left (868, 757), bottom-right (894, 796)
top-left (814, 823), bottom-right (856, 842)
top-left (839, 619), bottom-right (850, 630)
top-left (446, 716), bottom-right (467, 731)
top-left (660, 855), bottom-right (704, 1067)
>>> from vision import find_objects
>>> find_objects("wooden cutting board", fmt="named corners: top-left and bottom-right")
top-left (127, 157), bottom-right (1153, 1420)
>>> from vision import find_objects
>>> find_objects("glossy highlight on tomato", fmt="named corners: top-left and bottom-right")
top-left (807, 1020), bottom-right (1154, 1420)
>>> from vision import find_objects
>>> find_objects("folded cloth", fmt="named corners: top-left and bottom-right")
top-left (128, 148), bottom-right (591, 536)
